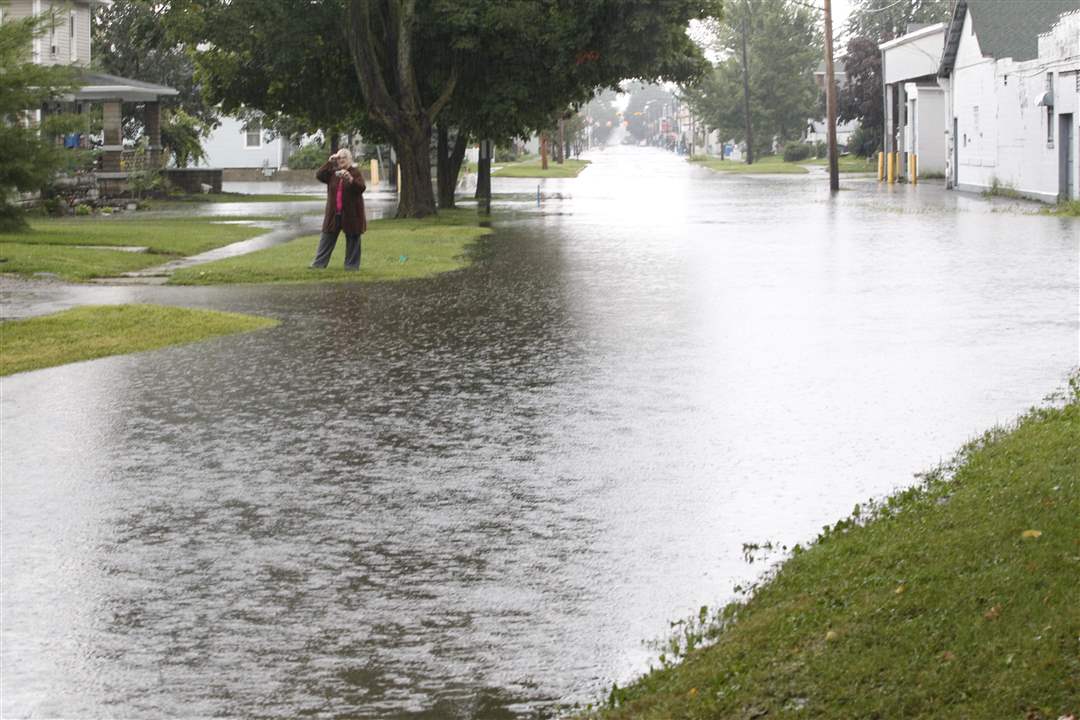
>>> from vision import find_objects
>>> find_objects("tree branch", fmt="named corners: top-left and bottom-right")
top-left (345, 0), bottom-right (397, 127)
top-left (426, 61), bottom-right (459, 121)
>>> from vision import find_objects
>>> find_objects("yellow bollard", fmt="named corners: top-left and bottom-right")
top-left (887, 152), bottom-right (895, 184)
top-left (877, 151), bottom-right (884, 182)
top-left (396, 165), bottom-right (402, 194)
top-left (370, 159), bottom-right (380, 186)
top-left (911, 154), bottom-right (918, 185)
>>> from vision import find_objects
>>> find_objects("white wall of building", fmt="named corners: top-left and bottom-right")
top-left (907, 85), bottom-right (947, 174)
top-left (951, 8), bottom-right (1080, 201)
top-left (196, 116), bottom-right (288, 170)
top-left (6, 0), bottom-right (93, 66)
top-left (882, 24), bottom-right (946, 85)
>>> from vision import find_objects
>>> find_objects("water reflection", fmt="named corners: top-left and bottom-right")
top-left (2, 147), bottom-right (1078, 718)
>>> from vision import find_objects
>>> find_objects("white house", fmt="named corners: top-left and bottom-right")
top-left (881, 23), bottom-right (949, 179)
top-left (195, 115), bottom-right (294, 176)
top-left (939, 0), bottom-right (1080, 201)
top-left (3, 0), bottom-right (179, 193)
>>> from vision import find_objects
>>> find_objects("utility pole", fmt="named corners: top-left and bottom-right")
top-left (823, 0), bottom-right (840, 192)
top-left (740, 6), bottom-right (754, 165)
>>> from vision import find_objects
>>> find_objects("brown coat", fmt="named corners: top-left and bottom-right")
top-left (317, 161), bottom-right (367, 234)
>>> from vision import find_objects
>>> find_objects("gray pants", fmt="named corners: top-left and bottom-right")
top-left (311, 215), bottom-right (361, 270)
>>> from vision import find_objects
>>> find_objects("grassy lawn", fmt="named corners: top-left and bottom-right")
top-left (493, 158), bottom-right (591, 178)
top-left (804, 155), bottom-right (877, 173)
top-left (0, 304), bottom-right (278, 376)
top-left (145, 192), bottom-right (321, 208)
top-left (586, 379), bottom-right (1080, 720)
top-left (692, 154), bottom-right (877, 175)
top-left (0, 217), bottom-right (276, 282)
top-left (691, 155), bottom-right (809, 175)
top-left (169, 208), bottom-right (491, 285)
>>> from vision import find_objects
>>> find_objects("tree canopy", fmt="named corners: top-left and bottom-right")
top-left (164, 0), bottom-right (722, 217)
top-left (685, 0), bottom-right (820, 158)
top-left (843, 0), bottom-right (950, 42)
top-left (0, 14), bottom-right (78, 230)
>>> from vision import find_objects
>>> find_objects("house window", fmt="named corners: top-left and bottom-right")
top-left (1047, 106), bottom-right (1055, 146)
top-left (244, 120), bottom-right (262, 148)
top-left (1003, 74), bottom-right (1008, 86)
top-left (69, 12), bottom-right (77, 62)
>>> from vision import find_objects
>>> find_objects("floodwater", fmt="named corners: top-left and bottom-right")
top-left (2, 147), bottom-right (1078, 718)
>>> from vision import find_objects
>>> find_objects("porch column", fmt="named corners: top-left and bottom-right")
top-left (897, 82), bottom-right (908, 180)
top-left (144, 101), bottom-right (162, 167)
top-left (101, 100), bottom-right (123, 172)
top-left (884, 84), bottom-right (894, 157)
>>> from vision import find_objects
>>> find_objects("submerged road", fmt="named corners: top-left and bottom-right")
top-left (2, 147), bottom-right (1078, 718)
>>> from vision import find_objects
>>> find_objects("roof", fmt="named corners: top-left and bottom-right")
top-left (879, 22), bottom-right (946, 52)
top-left (940, 0), bottom-right (1080, 75)
top-left (69, 72), bottom-right (179, 102)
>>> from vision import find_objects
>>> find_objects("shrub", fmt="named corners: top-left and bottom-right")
top-left (782, 141), bottom-right (813, 162)
top-left (815, 140), bottom-right (827, 159)
top-left (287, 142), bottom-right (329, 170)
top-left (74, 204), bottom-right (92, 216)
top-left (847, 124), bottom-right (881, 158)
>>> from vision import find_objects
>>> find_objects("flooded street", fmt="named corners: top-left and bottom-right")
top-left (2, 147), bottom-right (1077, 718)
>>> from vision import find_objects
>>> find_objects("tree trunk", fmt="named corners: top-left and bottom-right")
top-left (540, 133), bottom-right (549, 170)
top-left (437, 123), bottom-right (452, 209)
top-left (393, 121), bottom-right (437, 218)
top-left (345, 0), bottom-right (458, 219)
top-left (475, 139), bottom-right (492, 212)
top-left (557, 118), bottom-right (565, 164)
top-left (437, 124), bottom-right (469, 209)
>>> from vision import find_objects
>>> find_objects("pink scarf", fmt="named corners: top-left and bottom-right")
top-left (336, 173), bottom-right (345, 213)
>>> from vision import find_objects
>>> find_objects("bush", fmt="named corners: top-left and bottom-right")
top-left (782, 141), bottom-right (813, 162)
top-left (74, 204), bottom-right (92, 216)
top-left (287, 142), bottom-right (329, 170)
top-left (847, 124), bottom-right (881, 158)
top-left (815, 140), bottom-right (827, 159)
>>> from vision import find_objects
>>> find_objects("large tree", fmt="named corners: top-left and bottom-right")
top-left (92, 0), bottom-right (216, 166)
top-left (838, 36), bottom-right (883, 157)
top-left (166, 0), bottom-right (721, 218)
top-left (0, 14), bottom-right (77, 231)
top-left (844, 0), bottom-right (951, 42)
top-left (686, 0), bottom-right (820, 158)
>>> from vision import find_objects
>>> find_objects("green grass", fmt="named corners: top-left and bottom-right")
top-left (0, 217), bottom-right (276, 281)
top-left (585, 379), bottom-right (1080, 720)
top-left (145, 192), bottom-right (321, 208)
top-left (804, 155), bottom-right (877, 173)
top-left (0, 304), bottom-right (278, 376)
top-left (691, 155), bottom-right (809, 175)
top-left (1041, 200), bottom-right (1080, 217)
top-left (493, 158), bottom-right (591, 178)
top-left (169, 208), bottom-right (491, 285)
top-left (692, 154), bottom-right (876, 175)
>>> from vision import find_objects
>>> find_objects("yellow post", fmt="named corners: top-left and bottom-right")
top-left (370, 159), bottom-right (380, 186)
top-left (396, 165), bottom-right (402, 194)
top-left (877, 151), bottom-right (884, 181)
top-left (887, 152), bottom-right (895, 184)
top-left (911, 154), bottom-right (918, 185)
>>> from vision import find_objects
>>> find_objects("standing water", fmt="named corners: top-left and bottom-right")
top-left (2, 147), bottom-right (1077, 718)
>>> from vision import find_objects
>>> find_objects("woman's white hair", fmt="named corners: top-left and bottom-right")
top-left (336, 148), bottom-right (355, 166)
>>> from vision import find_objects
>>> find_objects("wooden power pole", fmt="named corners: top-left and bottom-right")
top-left (823, 0), bottom-right (840, 192)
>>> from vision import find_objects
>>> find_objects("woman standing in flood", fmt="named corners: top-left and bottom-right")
top-left (310, 149), bottom-right (367, 270)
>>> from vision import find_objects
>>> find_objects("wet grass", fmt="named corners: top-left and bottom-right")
top-left (803, 155), bottom-right (877, 173)
top-left (493, 159), bottom-right (590, 178)
top-left (0, 304), bottom-right (278, 376)
top-left (692, 154), bottom-right (876, 175)
top-left (691, 155), bottom-right (809, 175)
top-left (144, 192), bottom-right (320, 208)
top-left (582, 376), bottom-right (1080, 720)
top-left (1042, 200), bottom-right (1080, 217)
top-left (168, 208), bottom-right (491, 285)
top-left (0, 217), bottom-right (277, 281)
